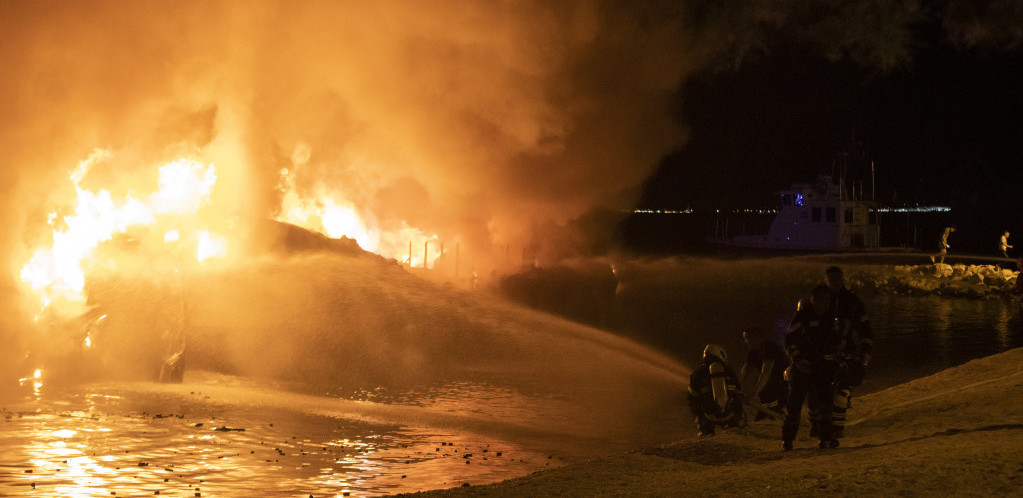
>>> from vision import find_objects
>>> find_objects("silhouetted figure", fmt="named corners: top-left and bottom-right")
top-left (999, 231), bottom-right (1013, 258)
top-left (931, 226), bottom-right (956, 264)
top-left (782, 284), bottom-right (840, 451)
top-left (688, 344), bottom-right (746, 437)
top-left (740, 326), bottom-right (787, 421)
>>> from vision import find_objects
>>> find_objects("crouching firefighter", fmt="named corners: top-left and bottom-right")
top-left (688, 344), bottom-right (747, 437)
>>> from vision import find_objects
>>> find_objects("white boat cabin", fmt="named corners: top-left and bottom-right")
top-left (733, 176), bottom-right (880, 250)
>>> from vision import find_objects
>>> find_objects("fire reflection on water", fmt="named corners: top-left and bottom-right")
top-left (1, 381), bottom-right (554, 497)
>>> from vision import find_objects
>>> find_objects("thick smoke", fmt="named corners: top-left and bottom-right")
top-left (0, 1), bottom-right (694, 278)
top-left (0, 0), bottom-right (693, 381)
top-left (5, 1), bottom-right (1020, 272)
top-left (3, 1), bottom-right (1021, 377)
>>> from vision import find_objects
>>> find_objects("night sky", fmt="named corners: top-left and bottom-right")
top-left (639, 9), bottom-right (1023, 236)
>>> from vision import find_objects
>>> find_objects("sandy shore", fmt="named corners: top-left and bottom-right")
top-left (402, 347), bottom-right (1023, 497)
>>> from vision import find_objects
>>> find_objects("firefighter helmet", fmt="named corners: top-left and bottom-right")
top-left (703, 343), bottom-right (727, 362)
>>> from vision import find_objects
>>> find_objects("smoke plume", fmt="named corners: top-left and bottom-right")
top-left (1, 1), bottom-right (693, 274)
top-left (3, 0), bottom-right (1021, 360)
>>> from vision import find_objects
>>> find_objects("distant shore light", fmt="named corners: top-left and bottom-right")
top-left (632, 208), bottom-right (695, 214)
top-left (875, 206), bottom-right (952, 213)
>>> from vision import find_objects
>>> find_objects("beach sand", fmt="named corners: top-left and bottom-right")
top-left (405, 347), bottom-right (1023, 497)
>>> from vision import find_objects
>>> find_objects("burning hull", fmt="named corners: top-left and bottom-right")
top-left (39, 237), bottom-right (690, 449)
top-left (18, 220), bottom-right (374, 386)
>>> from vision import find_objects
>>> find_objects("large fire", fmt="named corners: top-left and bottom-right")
top-left (20, 149), bottom-right (449, 323)
top-left (15, 148), bottom-right (463, 387)
top-left (274, 167), bottom-right (443, 268)
top-left (19, 151), bottom-right (225, 317)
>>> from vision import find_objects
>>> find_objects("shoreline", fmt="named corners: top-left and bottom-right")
top-left (3, 344), bottom-right (1020, 496)
top-left (402, 345), bottom-right (1023, 496)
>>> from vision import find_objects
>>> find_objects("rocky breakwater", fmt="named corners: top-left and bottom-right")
top-left (849, 263), bottom-right (1019, 299)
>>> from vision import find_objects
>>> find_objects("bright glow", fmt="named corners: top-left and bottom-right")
top-left (34, 369), bottom-right (42, 379)
top-left (197, 230), bottom-right (228, 262)
top-left (53, 429), bottom-right (77, 438)
top-left (276, 168), bottom-right (376, 251)
top-left (19, 151), bottom-right (226, 314)
top-left (275, 164), bottom-right (442, 266)
top-left (320, 199), bottom-right (367, 240)
top-left (154, 158), bottom-right (217, 213)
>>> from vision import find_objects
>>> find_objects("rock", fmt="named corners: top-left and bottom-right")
top-left (213, 426), bottom-right (245, 432)
top-left (985, 274), bottom-right (1008, 287)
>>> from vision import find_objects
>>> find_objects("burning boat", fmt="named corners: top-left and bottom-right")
top-left (13, 151), bottom-right (394, 387)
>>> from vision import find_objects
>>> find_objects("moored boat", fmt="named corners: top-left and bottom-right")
top-left (728, 175), bottom-right (880, 251)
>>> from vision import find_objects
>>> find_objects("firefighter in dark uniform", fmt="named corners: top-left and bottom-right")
top-left (688, 344), bottom-right (746, 437)
top-left (740, 325), bottom-right (788, 421)
top-left (825, 266), bottom-right (873, 439)
top-left (782, 284), bottom-right (841, 451)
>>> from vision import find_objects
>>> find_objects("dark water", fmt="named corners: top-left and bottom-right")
top-left (605, 255), bottom-right (1023, 394)
top-left (864, 292), bottom-right (1023, 390)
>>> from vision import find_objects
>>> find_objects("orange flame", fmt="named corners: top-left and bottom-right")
top-left (19, 151), bottom-right (226, 315)
top-left (275, 167), bottom-right (442, 267)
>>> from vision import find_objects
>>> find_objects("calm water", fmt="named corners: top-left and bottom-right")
top-left (864, 292), bottom-right (1023, 389)
top-left (2, 254), bottom-right (1019, 495)
top-left (608, 255), bottom-right (1023, 394)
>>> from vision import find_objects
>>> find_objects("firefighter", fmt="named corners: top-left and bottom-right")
top-left (825, 266), bottom-right (873, 439)
top-left (740, 326), bottom-right (788, 421)
top-left (688, 344), bottom-right (746, 437)
top-left (783, 284), bottom-right (841, 451)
